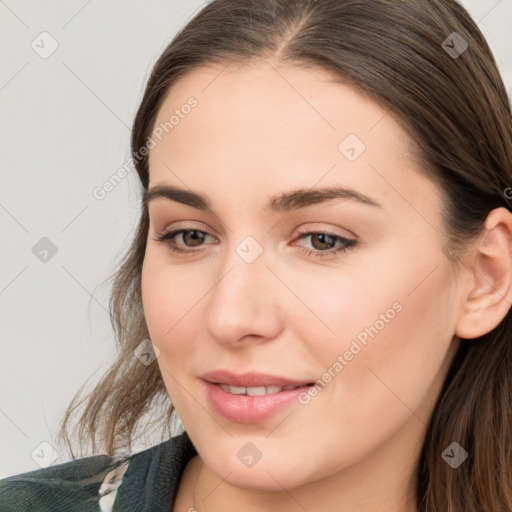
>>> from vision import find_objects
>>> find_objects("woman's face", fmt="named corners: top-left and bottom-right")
top-left (141, 61), bottom-right (461, 497)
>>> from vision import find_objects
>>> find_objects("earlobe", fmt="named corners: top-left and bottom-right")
top-left (455, 207), bottom-right (512, 340)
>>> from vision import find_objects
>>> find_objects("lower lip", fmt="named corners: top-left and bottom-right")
top-left (203, 381), bottom-right (312, 424)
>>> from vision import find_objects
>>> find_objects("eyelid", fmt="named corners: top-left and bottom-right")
top-left (156, 218), bottom-right (213, 234)
top-left (294, 223), bottom-right (357, 241)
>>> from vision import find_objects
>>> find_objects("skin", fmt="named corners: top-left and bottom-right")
top-left (140, 59), bottom-right (512, 512)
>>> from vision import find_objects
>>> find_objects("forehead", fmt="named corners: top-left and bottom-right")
top-left (150, 60), bottom-right (408, 156)
top-left (147, 60), bottom-right (439, 218)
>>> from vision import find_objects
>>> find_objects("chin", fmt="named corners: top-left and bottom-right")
top-left (217, 464), bottom-right (307, 492)
top-left (200, 444), bottom-right (319, 492)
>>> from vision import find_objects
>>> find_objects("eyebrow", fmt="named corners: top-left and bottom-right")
top-left (142, 184), bottom-right (383, 213)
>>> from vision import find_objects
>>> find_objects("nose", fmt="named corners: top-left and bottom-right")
top-left (204, 243), bottom-right (284, 347)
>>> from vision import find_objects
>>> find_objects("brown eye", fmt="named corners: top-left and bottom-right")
top-left (180, 230), bottom-right (207, 247)
top-left (308, 233), bottom-right (337, 251)
top-left (294, 231), bottom-right (357, 259)
top-left (153, 228), bottom-right (216, 255)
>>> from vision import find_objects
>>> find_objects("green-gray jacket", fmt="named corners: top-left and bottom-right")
top-left (0, 431), bottom-right (197, 511)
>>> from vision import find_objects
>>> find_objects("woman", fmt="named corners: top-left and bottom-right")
top-left (1, 0), bottom-right (511, 510)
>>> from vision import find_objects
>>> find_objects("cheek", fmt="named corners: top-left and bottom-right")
top-left (312, 255), bottom-right (455, 433)
top-left (141, 254), bottom-right (198, 356)
top-left (141, 257), bottom-right (203, 409)
top-left (309, 240), bottom-right (454, 363)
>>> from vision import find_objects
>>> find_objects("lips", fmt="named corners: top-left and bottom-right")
top-left (201, 369), bottom-right (314, 388)
top-left (204, 382), bottom-right (313, 423)
top-left (201, 370), bottom-right (315, 423)
top-left (201, 370), bottom-right (314, 424)
top-left (217, 384), bottom-right (303, 396)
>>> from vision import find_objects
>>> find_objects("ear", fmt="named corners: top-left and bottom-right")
top-left (455, 207), bottom-right (512, 339)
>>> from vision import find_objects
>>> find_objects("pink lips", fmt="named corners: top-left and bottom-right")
top-left (201, 370), bottom-right (314, 388)
top-left (201, 370), bottom-right (314, 424)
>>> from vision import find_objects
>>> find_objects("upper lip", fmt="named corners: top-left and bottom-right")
top-left (201, 369), bottom-right (314, 388)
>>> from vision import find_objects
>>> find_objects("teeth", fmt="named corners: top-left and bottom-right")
top-left (247, 386), bottom-right (266, 396)
top-left (230, 385), bottom-right (246, 395)
top-left (217, 384), bottom-right (301, 395)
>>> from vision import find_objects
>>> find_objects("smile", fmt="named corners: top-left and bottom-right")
top-left (216, 384), bottom-right (304, 396)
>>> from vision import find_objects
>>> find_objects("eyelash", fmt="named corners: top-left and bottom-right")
top-left (153, 227), bottom-right (357, 259)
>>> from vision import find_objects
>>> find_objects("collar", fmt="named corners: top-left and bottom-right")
top-left (99, 431), bottom-right (197, 512)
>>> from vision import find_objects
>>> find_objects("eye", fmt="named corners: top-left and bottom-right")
top-left (293, 231), bottom-right (357, 259)
top-left (153, 228), bottom-right (216, 255)
top-left (153, 228), bottom-right (357, 259)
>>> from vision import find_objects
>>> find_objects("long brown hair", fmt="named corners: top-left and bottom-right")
top-left (57, 0), bottom-right (512, 509)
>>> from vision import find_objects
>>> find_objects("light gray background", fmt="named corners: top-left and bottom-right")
top-left (1, 0), bottom-right (511, 478)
